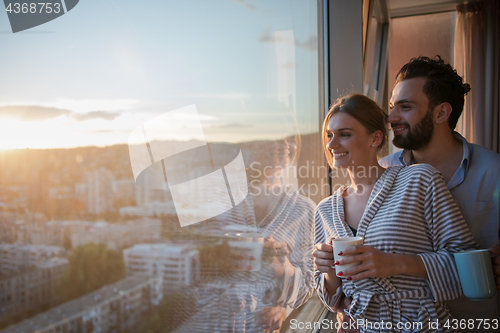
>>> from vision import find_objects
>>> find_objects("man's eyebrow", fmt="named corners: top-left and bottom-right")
top-left (392, 99), bottom-right (414, 106)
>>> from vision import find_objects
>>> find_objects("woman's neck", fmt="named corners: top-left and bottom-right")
top-left (346, 162), bottom-right (385, 193)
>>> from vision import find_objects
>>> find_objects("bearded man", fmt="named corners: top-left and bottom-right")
top-left (379, 56), bottom-right (500, 331)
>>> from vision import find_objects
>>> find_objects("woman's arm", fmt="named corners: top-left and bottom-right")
top-left (313, 201), bottom-right (347, 312)
top-left (313, 242), bottom-right (342, 294)
top-left (334, 245), bottom-right (427, 280)
top-left (334, 169), bottom-right (478, 302)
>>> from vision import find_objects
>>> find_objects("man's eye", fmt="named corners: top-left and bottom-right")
top-left (340, 133), bottom-right (349, 137)
top-left (401, 104), bottom-right (410, 110)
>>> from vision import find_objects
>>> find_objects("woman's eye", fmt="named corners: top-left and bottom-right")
top-left (327, 133), bottom-right (333, 139)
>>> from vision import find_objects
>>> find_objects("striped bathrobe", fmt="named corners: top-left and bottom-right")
top-left (315, 165), bottom-right (478, 333)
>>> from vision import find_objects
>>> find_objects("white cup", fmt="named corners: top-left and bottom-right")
top-left (226, 233), bottom-right (264, 271)
top-left (331, 236), bottom-right (363, 275)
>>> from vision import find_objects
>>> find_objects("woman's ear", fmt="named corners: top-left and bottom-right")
top-left (371, 130), bottom-right (383, 148)
top-left (435, 102), bottom-right (453, 124)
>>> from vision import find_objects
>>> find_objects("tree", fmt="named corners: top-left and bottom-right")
top-left (63, 231), bottom-right (72, 251)
top-left (58, 242), bottom-right (125, 302)
top-left (139, 292), bottom-right (196, 333)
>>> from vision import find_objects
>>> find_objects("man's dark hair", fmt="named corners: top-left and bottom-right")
top-left (395, 55), bottom-right (471, 130)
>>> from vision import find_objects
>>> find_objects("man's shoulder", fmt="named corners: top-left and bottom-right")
top-left (463, 143), bottom-right (500, 187)
top-left (468, 142), bottom-right (500, 165)
top-left (379, 151), bottom-right (404, 168)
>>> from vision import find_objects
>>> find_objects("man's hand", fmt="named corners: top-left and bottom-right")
top-left (488, 244), bottom-right (500, 290)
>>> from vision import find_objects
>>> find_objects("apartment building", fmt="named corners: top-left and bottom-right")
top-left (0, 244), bottom-right (65, 275)
top-left (0, 257), bottom-right (68, 322)
top-left (0, 275), bottom-right (162, 333)
top-left (123, 243), bottom-right (200, 291)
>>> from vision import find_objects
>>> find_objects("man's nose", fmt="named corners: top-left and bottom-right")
top-left (387, 108), bottom-right (400, 123)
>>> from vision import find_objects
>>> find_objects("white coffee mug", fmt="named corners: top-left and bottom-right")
top-left (226, 233), bottom-right (264, 271)
top-left (331, 236), bottom-right (363, 275)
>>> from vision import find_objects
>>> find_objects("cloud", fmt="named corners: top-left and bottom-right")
top-left (0, 105), bottom-right (120, 121)
top-left (211, 123), bottom-right (251, 128)
top-left (259, 28), bottom-right (318, 51)
top-left (194, 93), bottom-right (250, 100)
top-left (0, 105), bottom-right (70, 121)
top-left (295, 35), bottom-right (318, 51)
top-left (71, 111), bottom-right (120, 121)
top-left (227, 0), bottom-right (257, 11)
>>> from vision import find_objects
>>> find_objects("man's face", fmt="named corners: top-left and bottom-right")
top-left (388, 78), bottom-right (435, 151)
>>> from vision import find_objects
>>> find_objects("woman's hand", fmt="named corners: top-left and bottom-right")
top-left (262, 237), bottom-right (290, 278)
top-left (336, 297), bottom-right (360, 333)
top-left (313, 242), bottom-right (335, 274)
top-left (255, 306), bottom-right (287, 333)
top-left (335, 245), bottom-right (427, 280)
top-left (313, 241), bottom-right (342, 295)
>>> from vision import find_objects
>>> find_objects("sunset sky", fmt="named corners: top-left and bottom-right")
top-left (0, 0), bottom-right (319, 150)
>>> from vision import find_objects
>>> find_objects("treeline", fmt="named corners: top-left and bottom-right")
top-left (57, 242), bottom-right (126, 302)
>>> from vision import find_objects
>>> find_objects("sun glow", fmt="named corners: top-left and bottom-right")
top-left (0, 117), bottom-right (129, 150)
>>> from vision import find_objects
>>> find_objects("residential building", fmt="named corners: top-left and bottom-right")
top-left (123, 243), bottom-right (199, 290)
top-left (0, 258), bottom-right (67, 322)
top-left (87, 168), bottom-right (114, 215)
top-left (0, 275), bottom-right (163, 333)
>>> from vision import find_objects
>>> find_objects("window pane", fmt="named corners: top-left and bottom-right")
top-left (0, 1), bottom-right (324, 332)
top-left (387, 11), bottom-right (456, 154)
top-left (388, 12), bottom-right (457, 94)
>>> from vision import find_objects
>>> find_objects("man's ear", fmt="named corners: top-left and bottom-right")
top-left (435, 102), bottom-right (452, 124)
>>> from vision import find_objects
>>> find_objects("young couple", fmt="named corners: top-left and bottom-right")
top-left (313, 56), bottom-right (500, 332)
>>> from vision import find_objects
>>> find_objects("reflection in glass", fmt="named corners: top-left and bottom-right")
top-left (0, 1), bottom-right (323, 332)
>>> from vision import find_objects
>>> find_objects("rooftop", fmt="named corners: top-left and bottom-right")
top-left (0, 275), bottom-right (155, 333)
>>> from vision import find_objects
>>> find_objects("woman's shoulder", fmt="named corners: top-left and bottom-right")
top-left (393, 163), bottom-right (439, 178)
top-left (390, 164), bottom-right (443, 190)
top-left (316, 188), bottom-right (343, 212)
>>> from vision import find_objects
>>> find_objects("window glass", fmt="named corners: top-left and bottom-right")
top-left (389, 12), bottom-right (456, 94)
top-left (387, 11), bottom-right (456, 154)
top-left (0, 1), bottom-right (324, 332)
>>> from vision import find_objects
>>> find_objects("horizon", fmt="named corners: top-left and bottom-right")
top-left (0, 0), bottom-right (319, 151)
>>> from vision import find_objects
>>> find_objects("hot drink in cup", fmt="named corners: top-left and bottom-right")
top-left (226, 233), bottom-right (264, 271)
top-left (454, 249), bottom-right (497, 301)
top-left (330, 236), bottom-right (363, 275)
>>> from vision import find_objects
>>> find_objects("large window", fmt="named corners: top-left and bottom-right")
top-left (0, 1), bottom-right (326, 332)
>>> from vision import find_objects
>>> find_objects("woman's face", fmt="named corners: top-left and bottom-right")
top-left (325, 112), bottom-right (375, 168)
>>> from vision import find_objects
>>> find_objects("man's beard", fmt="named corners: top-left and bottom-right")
top-left (392, 108), bottom-right (434, 151)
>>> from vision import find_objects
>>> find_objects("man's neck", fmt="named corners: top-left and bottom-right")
top-left (410, 131), bottom-right (463, 184)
